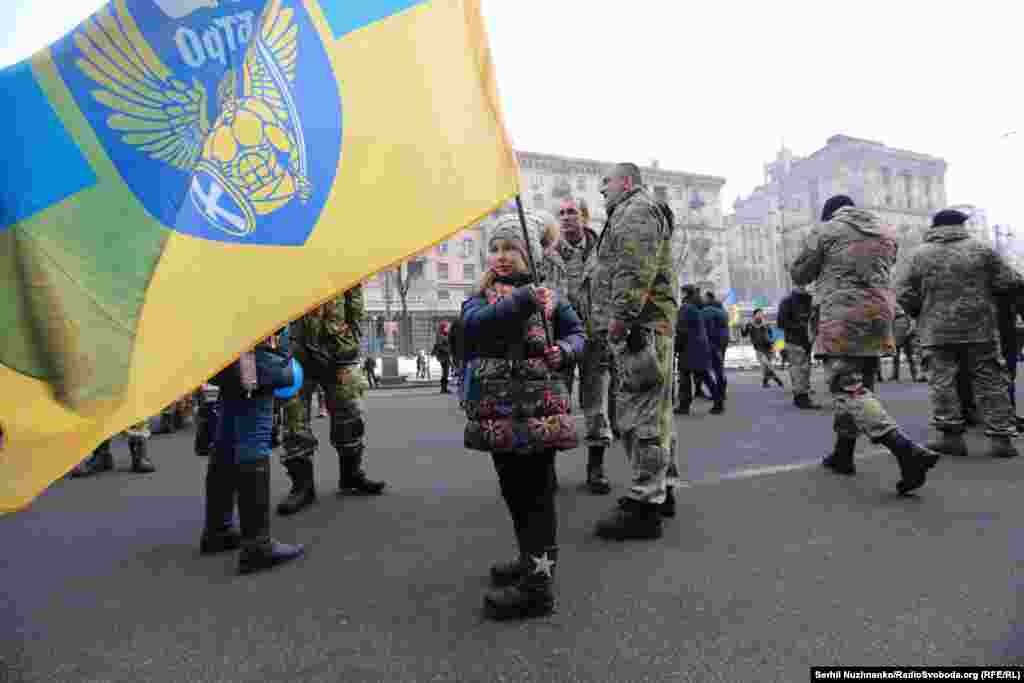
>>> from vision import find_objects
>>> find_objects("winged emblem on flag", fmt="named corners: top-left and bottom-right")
top-left (74, 0), bottom-right (311, 237)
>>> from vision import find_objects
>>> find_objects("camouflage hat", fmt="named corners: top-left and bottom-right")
top-left (487, 211), bottom-right (544, 269)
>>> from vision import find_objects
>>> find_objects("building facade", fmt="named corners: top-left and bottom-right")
top-left (360, 150), bottom-right (728, 354)
top-left (727, 135), bottom-right (950, 304)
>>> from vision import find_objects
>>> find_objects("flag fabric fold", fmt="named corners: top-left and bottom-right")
top-left (0, 0), bottom-right (520, 513)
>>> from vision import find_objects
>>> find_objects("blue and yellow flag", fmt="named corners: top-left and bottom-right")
top-left (0, 0), bottom-right (519, 512)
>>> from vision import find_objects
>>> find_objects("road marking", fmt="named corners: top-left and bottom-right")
top-left (690, 447), bottom-right (890, 487)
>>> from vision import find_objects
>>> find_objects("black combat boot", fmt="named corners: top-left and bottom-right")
top-left (879, 430), bottom-right (940, 496)
top-left (93, 440), bottom-right (115, 472)
top-left (129, 437), bottom-right (156, 473)
top-left (237, 460), bottom-right (304, 575)
top-left (794, 393), bottom-right (820, 410)
top-left (822, 435), bottom-right (857, 475)
top-left (710, 400), bottom-right (725, 415)
top-left (276, 458), bottom-right (317, 515)
top-left (585, 446), bottom-right (611, 495)
top-left (594, 497), bottom-right (663, 540)
top-left (774, 375), bottom-right (785, 388)
top-left (659, 486), bottom-right (676, 518)
top-left (988, 435), bottom-right (1019, 459)
top-left (200, 461), bottom-right (240, 554)
top-left (926, 431), bottom-right (968, 458)
top-left (484, 546), bottom-right (556, 620)
top-left (762, 376), bottom-right (770, 388)
top-left (338, 446), bottom-right (386, 495)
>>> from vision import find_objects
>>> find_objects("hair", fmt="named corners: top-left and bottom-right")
top-left (704, 291), bottom-right (717, 302)
top-left (753, 308), bottom-right (764, 316)
top-left (613, 162), bottom-right (643, 186)
top-left (821, 195), bottom-right (855, 222)
top-left (539, 211), bottom-right (561, 250)
top-left (477, 239), bottom-right (528, 294)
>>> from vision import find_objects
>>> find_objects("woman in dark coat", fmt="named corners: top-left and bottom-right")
top-left (461, 212), bottom-right (585, 621)
top-left (675, 286), bottom-right (722, 414)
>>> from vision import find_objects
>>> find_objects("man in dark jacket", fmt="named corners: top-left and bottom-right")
top-left (675, 286), bottom-right (722, 415)
top-left (897, 209), bottom-right (1023, 458)
top-left (703, 291), bottom-right (730, 401)
top-left (741, 309), bottom-right (784, 388)
top-left (777, 286), bottom-right (819, 409)
top-left (432, 320), bottom-right (453, 394)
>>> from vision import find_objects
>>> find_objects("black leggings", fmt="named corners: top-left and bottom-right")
top-left (491, 451), bottom-right (557, 552)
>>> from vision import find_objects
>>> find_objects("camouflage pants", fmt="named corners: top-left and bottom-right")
top-left (823, 356), bottom-right (898, 442)
top-left (787, 345), bottom-right (812, 396)
top-left (613, 333), bottom-right (677, 505)
top-left (282, 361), bottom-right (369, 463)
top-left (757, 351), bottom-right (780, 382)
top-left (926, 342), bottom-right (1014, 437)
top-left (579, 336), bottom-right (613, 448)
top-left (124, 420), bottom-right (150, 440)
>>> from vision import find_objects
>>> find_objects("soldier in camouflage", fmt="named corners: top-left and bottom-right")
top-left (777, 285), bottom-right (819, 409)
top-left (553, 197), bottom-right (612, 494)
top-left (586, 163), bottom-right (680, 539)
top-left (277, 286), bottom-right (385, 515)
top-left (896, 209), bottom-right (1024, 459)
top-left (791, 195), bottom-right (940, 495)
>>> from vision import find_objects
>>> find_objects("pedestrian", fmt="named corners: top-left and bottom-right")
top-left (69, 420), bottom-right (156, 477)
top-left (792, 195), bottom-right (939, 494)
top-left (742, 309), bottom-right (785, 388)
top-left (777, 285), bottom-right (819, 409)
top-left (200, 333), bottom-right (304, 574)
top-left (675, 285), bottom-right (723, 415)
top-left (432, 321), bottom-right (453, 394)
top-left (194, 382), bottom-right (220, 457)
top-left (363, 355), bottom-right (378, 389)
top-left (461, 211), bottom-right (584, 620)
top-left (703, 291), bottom-right (730, 401)
top-left (554, 196), bottom-right (611, 494)
top-left (889, 304), bottom-right (919, 381)
top-left (277, 288), bottom-right (386, 516)
top-left (896, 208), bottom-right (1023, 459)
top-left (585, 162), bottom-right (680, 540)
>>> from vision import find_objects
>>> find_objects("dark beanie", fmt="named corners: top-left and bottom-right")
top-left (932, 209), bottom-right (969, 227)
top-left (821, 195), bottom-right (855, 222)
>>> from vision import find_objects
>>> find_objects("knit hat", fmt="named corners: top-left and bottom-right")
top-left (932, 209), bottom-right (969, 228)
top-left (487, 211), bottom-right (545, 271)
top-left (821, 195), bottom-right (855, 222)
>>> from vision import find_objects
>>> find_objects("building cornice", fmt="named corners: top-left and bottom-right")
top-left (515, 150), bottom-right (726, 187)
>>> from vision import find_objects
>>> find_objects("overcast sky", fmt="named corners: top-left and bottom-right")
top-left (3, 0), bottom-right (1020, 232)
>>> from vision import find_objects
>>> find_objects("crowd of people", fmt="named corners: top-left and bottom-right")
top-left (64, 164), bottom-right (1024, 623)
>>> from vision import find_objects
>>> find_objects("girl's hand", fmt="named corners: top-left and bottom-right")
top-left (544, 345), bottom-right (563, 369)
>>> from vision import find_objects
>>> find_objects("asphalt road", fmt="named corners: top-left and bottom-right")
top-left (2, 370), bottom-right (1023, 682)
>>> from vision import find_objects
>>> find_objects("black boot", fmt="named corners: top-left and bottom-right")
top-left (879, 430), bottom-right (940, 496)
top-left (129, 438), bottom-right (156, 473)
top-left (823, 435), bottom-right (857, 475)
top-left (659, 486), bottom-right (676, 518)
top-left (774, 375), bottom-right (785, 388)
top-left (490, 554), bottom-right (527, 588)
top-left (762, 376), bottom-right (769, 388)
top-left (710, 400), bottom-right (725, 415)
top-left (594, 497), bottom-right (663, 540)
top-left (926, 431), bottom-right (968, 458)
top-left (585, 446), bottom-right (611, 495)
top-left (237, 460), bottom-right (304, 575)
top-left (200, 461), bottom-right (240, 554)
top-left (338, 446), bottom-right (386, 495)
top-left (988, 435), bottom-right (1020, 459)
top-left (276, 458), bottom-right (317, 516)
top-left (93, 440), bottom-right (115, 472)
top-left (794, 393), bottom-right (820, 410)
top-left (484, 546), bottom-right (556, 620)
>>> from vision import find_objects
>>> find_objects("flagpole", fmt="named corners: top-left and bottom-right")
top-left (514, 195), bottom-right (554, 348)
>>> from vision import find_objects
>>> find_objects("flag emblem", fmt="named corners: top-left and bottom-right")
top-left (62, 0), bottom-right (340, 245)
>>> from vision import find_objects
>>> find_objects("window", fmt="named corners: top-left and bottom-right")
top-left (675, 186), bottom-right (684, 199)
top-left (461, 237), bottom-right (474, 259)
top-left (438, 241), bottom-right (449, 255)
top-left (437, 263), bottom-right (449, 280)
top-left (576, 176), bottom-right (586, 191)
top-left (533, 193), bottom-right (545, 209)
top-left (407, 261), bottom-right (424, 279)
top-left (438, 290), bottom-right (451, 301)
top-left (903, 173), bottom-right (913, 209)
top-left (463, 263), bottom-right (476, 281)
top-left (654, 186), bottom-right (668, 203)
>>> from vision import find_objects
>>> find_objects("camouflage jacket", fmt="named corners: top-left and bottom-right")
top-left (584, 188), bottom-right (678, 337)
top-left (291, 285), bottom-right (365, 367)
top-left (539, 248), bottom-right (569, 304)
top-left (790, 207), bottom-right (897, 357)
top-left (895, 225), bottom-right (1024, 348)
top-left (553, 226), bottom-right (599, 316)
